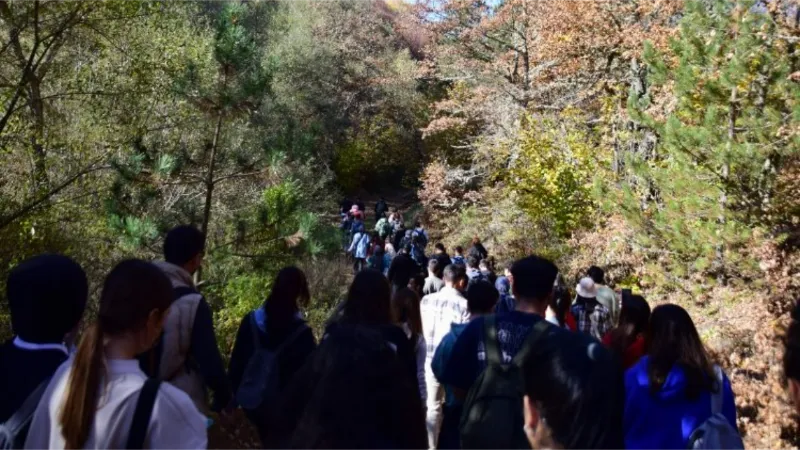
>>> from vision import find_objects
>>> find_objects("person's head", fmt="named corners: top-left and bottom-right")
top-left (164, 225), bottom-right (205, 274)
top-left (503, 260), bottom-right (514, 278)
top-left (472, 236), bottom-right (481, 245)
top-left (403, 244), bottom-right (412, 255)
top-left (7, 254), bottom-right (88, 343)
top-left (479, 259), bottom-right (492, 272)
top-left (587, 266), bottom-right (605, 285)
top-left (510, 256), bottom-right (558, 309)
top-left (60, 260), bottom-right (172, 449)
top-left (344, 269), bottom-right (392, 325)
top-left (495, 276), bottom-right (510, 297)
top-left (455, 246), bottom-right (464, 256)
top-left (784, 303), bottom-right (800, 414)
top-left (392, 288), bottom-right (422, 339)
top-left (575, 277), bottom-right (598, 304)
top-left (647, 304), bottom-right (714, 399)
top-left (467, 280), bottom-right (498, 316)
top-left (287, 325), bottom-right (427, 448)
top-left (427, 258), bottom-right (441, 278)
top-left (467, 255), bottom-right (479, 269)
top-left (523, 332), bottom-right (624, 449)
top-left (264, 267), bottom-right (310, 332)
top-left (608, 294), bottom-right (650, 360)
top-left (435, 242), bottom-right (446, 254)
top-left (409, 274), bottom-right (425, 297)
top-left (443, 264), bottom-right (469, 292)
top-left (414, 221), bottom-right (421, 229)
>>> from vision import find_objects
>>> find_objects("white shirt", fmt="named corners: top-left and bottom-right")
top-left (420, 286), bottom-right (468, 362)
top-left (25, 358), bottom-right (207, 449)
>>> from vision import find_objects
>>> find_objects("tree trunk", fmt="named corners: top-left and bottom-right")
top-left (197, 111), bottom-right (223, 282)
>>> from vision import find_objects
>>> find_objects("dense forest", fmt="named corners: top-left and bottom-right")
top-left (2, 0), bottom-right (800, 446)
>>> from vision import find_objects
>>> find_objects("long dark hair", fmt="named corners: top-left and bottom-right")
top-left (59, 260), bottom-right (172, 449)
top-left (647, 304), bottom-right (715, 399)
top-left (608, 294), bottom-right (651, 357)
top-left (785, 303), bottom-right (800, 381)
top-left (551, 273), bottom-right (571, 327)
top-left (392, 288), bottom-right (422, 343)
top-left (343, 269), bottom-right (393, 325)
top-left (264, 266), bottom-right (310, 334)
top-left (286, 325), bottom-right (427, 448)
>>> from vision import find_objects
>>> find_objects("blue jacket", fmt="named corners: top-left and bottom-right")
top-left (624, 356), bottom-right (738, 449)
top-left (431, 322), bottom-right (469, 407)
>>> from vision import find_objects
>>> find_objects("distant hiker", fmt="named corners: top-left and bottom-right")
top-left (375, 197), bottom-right (389, 219)
top-left (282, 325), bottom-right (427, 449)
top-left (467, 236), bottom-right (488, 263)
top-left (602, 293), bottom-right (650, 370)
top-left (410, 236), bottom-right (428, 269)
top-left (420, 264), bottom-right (469, 449)
top-left (392, 222), bottom-right (407, 250)
top-left (385, 239), bottom-right (397, 259)
top-left (389, 211), bottom-right (404, 233)
top-left (478, 259), bottom-right (496, 285)
top-left (25, 260), bottom-right (207, 449)
top-left (228, 267), bottom-right (316, 447)
top-left (571, 277), bottom-right (612, 341)
top-left (368, 244), bottom-right (392, 275)
top-left (784, 303), bottom-right (800, 415)
top-left (465, 256), bottom-right (486, 283)
top-left (432, 280), bottom-right (498, 450)
top-left (392, 288), bottom-right (428, 403)
top-left (339, 198), bottom-right (353, 214)
top-left (548, 277), bottom-right (577, 331)
top-left (494, 274), bottom-right (515, 315)
top-left (439, 255), bottom-right (559, 449)
top-left (409, 273), bottom-right (426, 299)
top-left (423, 259), bottom-right (445, 296)
top-left (355, 197), bottom-right (365, 213)
top-left (412, 221), bottom-right (429, 249)
top-left (588, 266), bottom-right (620, 325)
top-left (351, 211), bottom-right (365, 235)
top-left (624, 304), bottom-right (741, 449)
top-left (349, 231), bottom-right (371, 273)
top-left (375, 214), bottom-right (393, 241)
top-left (146, 225), bottom-right (232, 414)
top-left (400, 229), bottom-right (413, 250)
top-left (0, 255), bottom-right (88, 449)
top-left (339, 214), bottom-right (353, 251)
top-left (523, 329), bottom-right (624, 449)
top-left (388, 245), bottom-right (420, 292)
top-left (432, 243), bottom-right (452, 273)
top-left (451, 246), bottom-right (466, 266)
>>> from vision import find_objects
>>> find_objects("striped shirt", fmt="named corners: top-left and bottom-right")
top-left (420, 287), bottom-right (469, 360)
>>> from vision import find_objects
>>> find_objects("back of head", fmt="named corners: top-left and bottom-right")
top-left (288, 324), bottom-right (427, 449)
top-left (466, 280), bottom-right (499, 315)
top-left (403, 244), bottom-right (412, 255)
top-left (427, 258), bottom-right (440, 277)
top-left (608, 294), bottom-right (650, 357)
top-left (472, 236), bottom-right (481, 245)
top-left (587, 266), bottom-right (605, 285)
top-left (647, 304), bottom-right (713, 398)
top-left (510, 256), bottom-right (558, 303)
top-left (414, 221), bottom-right (421, 229)
top-left (265, 267), bottom-right (309, 332)
top-left (344, 269), bottom-right (392, 325)
top-left (478, 259), bottom-right (490, 271)
top-left (164, 225), bottom-right (204, 267)
top-left (455, 246), bottom-right (464, 255)
top-left (7, 254), bottom-right (88, 343)
top-left (435, 243), bottom-right (446, 252)
top-left (61, 260), bottom-right (172, 449)
top-left (443, 264), bottom-right (468, 285)
top-left (467, 255), bottom-right (479, 269)
top-left (523, 331), bottom-right (624, 449)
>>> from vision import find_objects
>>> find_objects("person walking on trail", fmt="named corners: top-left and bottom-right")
top-left (467, 237), bottom-right (488, 263)
top-left (0, 255), bottom-right (88, 449)
top-left (588, 266), bottom-right (620, 325)
top-left (624, 304), bottom-right (741, 450)
top-left (349, 231), bottom-right (371, 273)
top-left (465, 256), bottom-right (486, 283)
top-left (478, 259), bottom-right (497, 285)
top-left (227, 267), bottom-right (316, 447)
top-left (432, 243), bottom-right (451, 273)
top-left (393, 221), bottom-right (407, 251)
top-left (25, 260), bottom-right (207, 449)
top-left (423, 259), bottom-right (445, 296)
top-left (451, 246), bottom-right (466, 266)
top-left (388, 244), bottom-right (419, 292)
top-left (602, 293), bottom-right (650, 370)
top-left (413, 221), bottom-right (429, 249)
top-left (522, 330), bottom-right (624, 449)
top-left (355, 197), bottom-right (365, 213)
top-left (351, 211), bottom-right (366, 235)
top-left (432, 280), bottom-right (499, 450)
top-left (420, 264), bottom-right (470, 449)
top-left (145, 225), bottom-right (232, 415)
top-left (571, 277), bottom-right (612, 341)
top-left (392, 288), bottom-right (428, 403)
top-left (438, 255), bottom-right (561, 449)
top-left (375, 197), bottom-right (389, 219)
top-left (375, 213), bottom-right (393, 242)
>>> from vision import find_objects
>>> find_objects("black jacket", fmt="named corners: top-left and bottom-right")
top-left (388, 253), bottom-right (419, 288)
top-left (468, 243), bottom-right (488, 262)
top-left (434, 252), bottom-right (452, 272)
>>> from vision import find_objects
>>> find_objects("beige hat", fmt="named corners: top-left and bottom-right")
top-left (576, 277), bottom-right (598, 298)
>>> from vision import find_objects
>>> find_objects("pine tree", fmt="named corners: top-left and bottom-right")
top-left (625, 0), bottom-right (800, 279)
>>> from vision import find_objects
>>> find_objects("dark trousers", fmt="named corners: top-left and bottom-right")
top-left (437, 404), bottom-right (463, 449)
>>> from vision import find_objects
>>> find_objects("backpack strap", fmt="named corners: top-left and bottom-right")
top-left (275, 323), bottom-right (310, 354)
top-left (126, 379), bottom-right (161, 449)
top-left (511, 319), bottom-right (552, 367)
top-left (482, 315), bottom-right (503, 365)
top-left (173, 286), bottom-right (197, 301)
top-left (711, 365), bottom-right (724, 415)
top-left (2, 376), bottom-right (51, 439)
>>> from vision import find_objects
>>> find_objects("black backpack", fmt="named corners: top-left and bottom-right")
top-left (460, 316), bottom-right (551, 449)
top-left (0, 377), bottom-right (51, 449)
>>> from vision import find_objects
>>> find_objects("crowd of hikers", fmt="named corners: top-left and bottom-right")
top-left (2, 198), bottom-right (800, 449)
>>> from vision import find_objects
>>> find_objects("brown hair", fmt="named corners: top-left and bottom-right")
top-left (392, 288), bottom-right (422, 343)
top-left (343, 269), bottom-right (393, 325)
top-left (59, 260), bottom-right (172, 449)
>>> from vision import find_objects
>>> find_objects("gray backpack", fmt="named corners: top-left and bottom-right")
top-left (686, 366), bottom-right (744, 449)
top-left (0, 377), bottom-right (50, 449)
top-left (236, 313), bottom-right (308, 413)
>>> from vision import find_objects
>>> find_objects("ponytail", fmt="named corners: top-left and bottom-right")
top-left (59, 323), bottom-right (105, 449)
